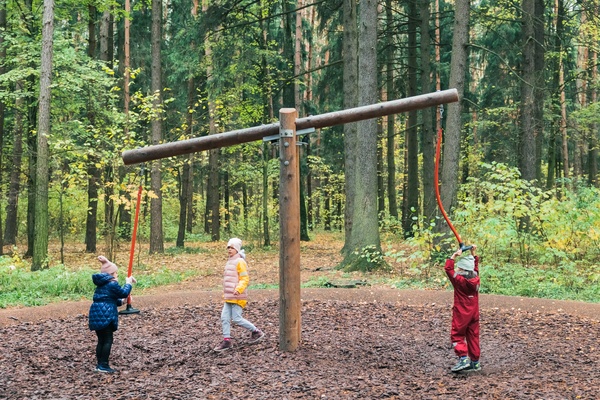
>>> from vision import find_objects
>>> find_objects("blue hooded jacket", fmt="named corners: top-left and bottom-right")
top-left (88, 273), bottom-right (132, 331)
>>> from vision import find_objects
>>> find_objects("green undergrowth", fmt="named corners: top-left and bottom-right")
top-left (0, 258), bottom-right (201, 309)
top-left (2, 245), bottom-right (600, 308)
top-left (384, 261), bottom-right (600, 303)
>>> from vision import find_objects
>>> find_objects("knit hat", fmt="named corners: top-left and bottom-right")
top-left (227, 238), bottom-right (242, 253)
top-left (456, 255), bottom-right (475, 271)
top-left (98, 255), bottom-right (118, 274)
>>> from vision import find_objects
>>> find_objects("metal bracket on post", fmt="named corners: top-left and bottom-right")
top-left (263, 127), bottom-right (315, 143)
top-left (280, 128), bottom-right (294, 138)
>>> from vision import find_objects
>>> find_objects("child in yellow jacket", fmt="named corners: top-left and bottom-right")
top-left (214, 238), bottom-right (265, 351)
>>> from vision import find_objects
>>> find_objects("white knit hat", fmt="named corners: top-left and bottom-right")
top-left (227, 238), bottom-right (242, 253)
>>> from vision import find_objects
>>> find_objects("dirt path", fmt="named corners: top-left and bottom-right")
top-left (2, 287), bottom-right (599, 327)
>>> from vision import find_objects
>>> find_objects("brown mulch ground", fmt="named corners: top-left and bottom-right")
top-left (1, 287), bottom-right (599, 400)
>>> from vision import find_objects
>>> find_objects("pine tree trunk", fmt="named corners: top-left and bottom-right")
top-left (341, 0), bottom-right (358, 255)
top-left (403, 0), bottom-right (419, 238)
top-left (118, 0), bottom-right (132, 239)
top-left (533, 0), bottom-right (545, 182)
top-left (420, 0), bottom-right (436, 222)
top-left (84, 5), bottom-right (98, 253)
top-left (385, 0), bottom-right (398, 219)
top-left (342, 0), bottom-right (381, 270)
top-left (149, 0), bottom-right (164, 253)
top-left (440, 0), bottom-right (469, 240)
top-left (0, 1), bottom-right (6, 255)
top-left (4, 83), bottom-right (24, 245)
top-left (589, 50), bottom-right (598, 186)
top-left (519, 0), bottom-right (537, 182)
top-left (176, 75), bottom-right (196, 247)
top-left (32, 0), bottom-right (54, 271)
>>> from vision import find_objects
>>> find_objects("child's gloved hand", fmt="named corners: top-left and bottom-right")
top-left (126, 276), bottom-right (137, 285)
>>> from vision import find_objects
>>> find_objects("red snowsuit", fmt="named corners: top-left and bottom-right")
top-left (444, 256), bottom-right (480, 361)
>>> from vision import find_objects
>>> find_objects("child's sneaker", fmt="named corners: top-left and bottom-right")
top-left (469, 360), bottom-right (481, 371)
top-left (249, 329), bottom-right (265, 344)
top-left (213, 339), bottom-right (232, 352)
top-left (451, 356), bottom-right (471, 372)
top-left (95, 364), bottom-right (116, 373)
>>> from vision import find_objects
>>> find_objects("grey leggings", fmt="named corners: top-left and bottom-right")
top-left (221, 302), bottom-right (257, 338)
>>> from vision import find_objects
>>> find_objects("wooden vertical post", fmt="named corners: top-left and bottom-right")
top-left (278, 108), bottom-right (301, 351)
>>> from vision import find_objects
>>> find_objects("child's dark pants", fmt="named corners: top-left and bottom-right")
top-left (95, 328), bottom-right (114, 367)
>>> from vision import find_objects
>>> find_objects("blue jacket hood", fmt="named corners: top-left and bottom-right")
top-left (92, 272), bottom-right (116, 287)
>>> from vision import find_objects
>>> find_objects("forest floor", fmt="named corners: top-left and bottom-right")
top-left (1, 235), bottom-right (599, 399)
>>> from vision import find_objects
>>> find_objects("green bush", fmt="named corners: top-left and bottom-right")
top-left (453, 162), bottom-right (600, 266)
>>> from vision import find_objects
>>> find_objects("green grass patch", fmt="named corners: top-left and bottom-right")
top-left (250, 283), bottom-right (279, 290)
top-left (301, 276), bottom-right (331, 288)
top-left (0, 261), bottom-right (202, 309)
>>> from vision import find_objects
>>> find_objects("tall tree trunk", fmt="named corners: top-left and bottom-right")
top-left (574, 9), bottom-right (588, 183)
top-left (4, 83), bottom-right (24, 245)
top-left (26, 97), bottom-right (36, 259)
top-left (186, 155), bottom-right (195, 233)
top-left (85, 161), bottom-right (99, 253)
top-left (547, 0), bottom-right (564, 189)
top-left (559, 55), bottom-right (569, 180)
top-left (385, 0), bottom-right (398, 220)
top-left (294, 0), bottom-right (309, 241)
top-left (177, 1), bottom-right (199, 247)
top-left (208, 149), bottom-right (220, 240)
top-left (403, 0), bottom-right (419, 238)
top-left (342, 0), bottom-right (381, 270)
top-left (377, 120), bottom-right (385, 216)
top-left (589, 49), bottom-right (598, 187)
top-left (341, 0), bottom-right (358, 255)
top-left (203, 0), bottom-right (220, 241)
top-left (23, 0), bottom-right (37, 258)
top-left (224, 171), bottom-right (230, 234)
top-left (533, 0), bottom-right (545, 182)
top-left (0, 0), bottom-right (7, 254)
top-left (100, 7), bottom-right (115, 254)
top-left (149, 0), bottom-right (164, 253)
top-left (176, 80), bottom-right (195, 248)
top-left (519, 0), bottom-right (537, 182)
top-left (85, 5), bottom-right (98, 253)
top-left (32, 0), bottom-right (54, 271)
top-left (262, 142), bottom-right (270, 246)
top-left (259, 9), bottom-right (272, 245)
top-left (420, 0), bottom-right (436, 222)
top-left (306, 5), bottom-right (315, 230)
top-left (439, 0), bottom-right (469, 241)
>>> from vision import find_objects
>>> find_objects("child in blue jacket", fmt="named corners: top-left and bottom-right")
top-left (88, 255), bottom-right (136, 373)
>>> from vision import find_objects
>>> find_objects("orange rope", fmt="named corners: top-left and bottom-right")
top-left (434, 127), bottom-right (463, 246)
top-left (125, 184), bottom-right (142, 305)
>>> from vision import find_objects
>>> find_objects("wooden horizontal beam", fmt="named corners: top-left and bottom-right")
top-left (121, 88), bottom-right (459, 165)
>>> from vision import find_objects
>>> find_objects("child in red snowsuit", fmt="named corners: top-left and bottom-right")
top-left (444, 245), bottom-right (480, 372)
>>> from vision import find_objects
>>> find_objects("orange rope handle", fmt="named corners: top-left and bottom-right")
top-left (126, 184), bottom-right (143, 305)
top-left (434, 127), bottom-right (463, 245)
